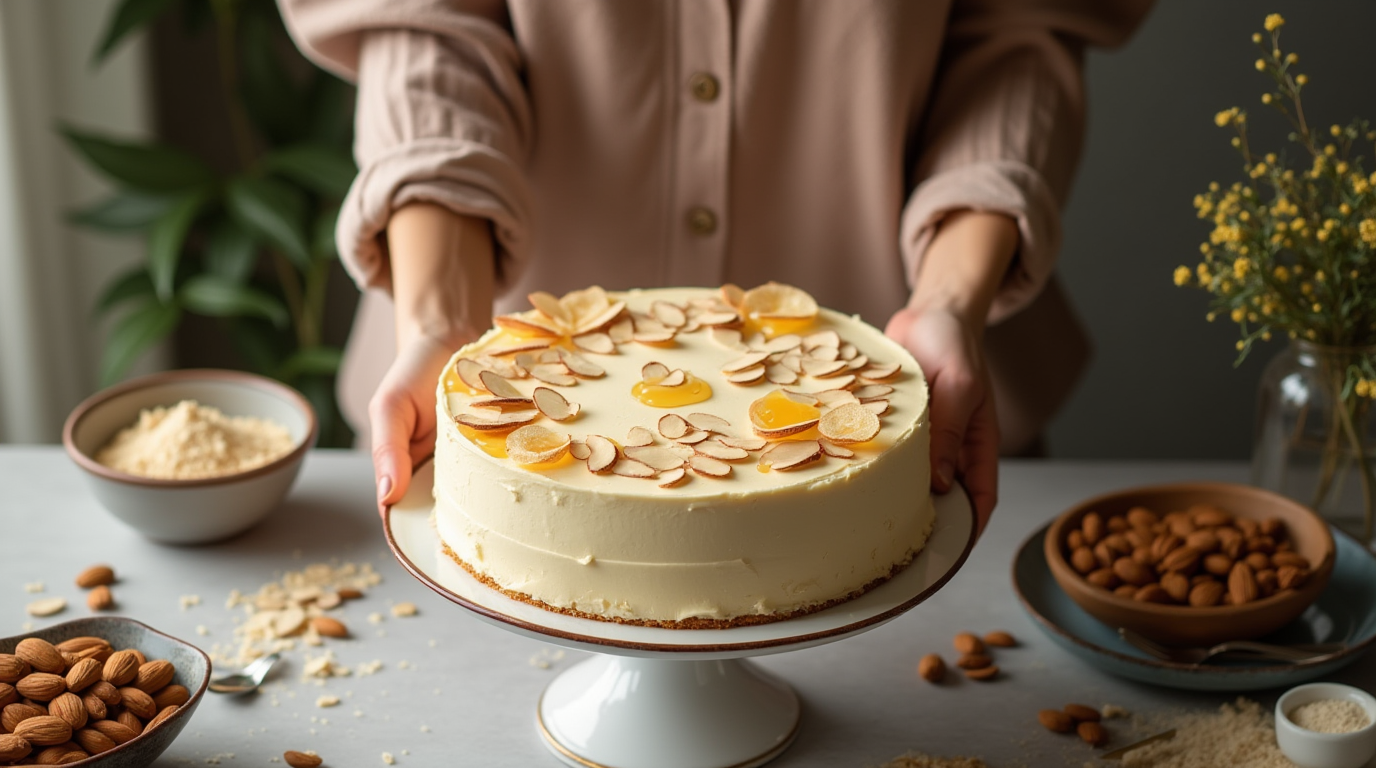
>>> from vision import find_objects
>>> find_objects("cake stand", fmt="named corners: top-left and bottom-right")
top-left (385, 461), bottom-right (975, 768)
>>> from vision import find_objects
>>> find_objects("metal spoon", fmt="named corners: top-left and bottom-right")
top-left (1118, 627), bottom-right (1346, 665)
top-left (208, 652), bottom-right (281, 694)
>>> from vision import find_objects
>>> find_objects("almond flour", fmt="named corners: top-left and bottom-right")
top-left (1120, 698), bottom-right (1295, 768)
top-left (880, 755), bottom-right (989, 768)
top-left (95, 400), bottom-right (294, 479)
top-left (1287, 699), bottom-right (1370, 733)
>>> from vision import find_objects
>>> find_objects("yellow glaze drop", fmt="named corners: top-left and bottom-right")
top-left (632, 373), bottom-right (713, 408)
top-left (458, 425), bottom-right (509, 458)
top-left (751, 390), bottom-right (820, 432)
top-left (743, 316), bottom-right (815, 339)
top-left (443, 372), bottom-right (479, 396)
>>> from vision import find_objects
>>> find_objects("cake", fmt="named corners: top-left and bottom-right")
top-left (433, 283), bottom-right (934, 627)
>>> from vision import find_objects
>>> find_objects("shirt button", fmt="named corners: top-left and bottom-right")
top-left (688, 72), bottom-right (720, 102)
top-left (688, 207), bottom-right (717, 235)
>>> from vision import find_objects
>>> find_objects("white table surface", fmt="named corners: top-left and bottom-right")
top-left (4, 446), bottom-right (1374, 767)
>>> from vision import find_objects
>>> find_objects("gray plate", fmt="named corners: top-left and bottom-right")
top-left (1, 616), bottom-right (210, 765)
top-left (1013, 523), bottom-right (1376, 691)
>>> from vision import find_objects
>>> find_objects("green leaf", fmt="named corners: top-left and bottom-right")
top-left (179, 274), bottom-right (289, 327)
top-left (93, 267), bottom-right (156, 317)
top-left (60, 127), bottom-right (214, 192)
top-left (312, 204), bottom-right (339, 262)
top-left (262, 144), bottom-right (356, 199)
top-left (226, 176), bottom-right (311, 269)
top-left (92, 0), bottom-right (178, 64)
top-left (278, 345), bottom-right (343, 380)
top-left (203, 217), bottom-right (259, 284)
top-left (101, 300), bottom-right (180, 386)
top-left (238, 7), bottom-right (306, 145)
top-left (69, 191), bottom-right (173, 232)
top-left (227, 319), bottom-right (286, 376)
top-left (147, 191), bottom-right (209, 302)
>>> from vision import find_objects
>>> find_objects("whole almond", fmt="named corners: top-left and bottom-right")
top-left (88, 680), bottom-right (120, 706)
top-left (55, 638), bottom-right (110, 656)
top-left (147, 704), bottom-right (179, 731)
top-left (116, 709), bottom-right (144, 733)
top-left (1203, 553), bottom-right (1234, 576)
top-left (133, 660), bottom-right (174, 694)
top-left (89, 719), bottom-right (138, 745)
top-left (64, 658), bottom-right (101, 694)
top-left (1086, 568), bottom-right (1120, 590)
top-left (1114, 584), bottom-right (1138, 599)
top-left (1064, 703), bottom-right (1101, 722)
top-left (127, 649), bottom-right (147, 666)
top-left (1039, 709), bottom-right (1075, 733)
top-left (74, 727), bottom-right (116, 755)
top-left (1149, 534), bottom-right (1182, 563)
top-left (33, 743), bottom-right (90, 764)
top-left (102, 651), bottom-right (139, 687)
top-left (59, 650), bottom-right (82, 669)
top-left (16, 639), bottom-right (65, 675)
top-left (1168, 516), bottom-right (1196, 538)
top-left (956, 653), bottom-right (993, 670)
top-left (13, 715), bottom-right (72, 746)
top-left (1191, 505), bottom-right (1232, 528)
top-left (117, 687), bottom-right (155, 719)
top-left (310, 617), bottom-right (350, 639)
top-left (1244, 552), bottom-right (1271, 571)
top-left (87, 586), bottom-right (115, 612)
top-left (952, 632), bottom-right (985, 655)
top-left (1093, 541), bottom-right (1116, 569)
top-left (1189, 580), bottom-right (1225, 607)
top-left (1248, 535), bottom-right (1277, 554)
top-left (963, 665), bottom-right (999, 681)
top-left (1261, 517), bottom-right (1285, 538)
top-left (285, 750), bottom-right (324, 768)
top-left (983, 631), bottom-right (1017, 648)
top-left (1133, 584), bottom-right (1171, 604)
top-left (1229, 561), bottom-right (1259, 605)
top-left (1067, 530), bottom-right (1085, 550)
top-left (1102, 533), bottom-right (1131, 556)
top-left (1277, 565), bottom-right (1308, 591)
top-left (1160, 546), bottom-right (1201, 574)
top-left (1124, 528), bottom-right (1150, 550)
top-left (48, 693), bottom-right (87, 731)
top-left (1107, 515), bottom-right (1129, 533)
top-left (917, 654), bottom-right (945, 683)
top-left (1078, 720), bottom-right (1109, 747)
top-left (75, 645), bottom-right (112, 665)
top-left (1070, 547), bottom-right (1097, 574)
top-left (1126, 507), bottom-right (1159, 529)
top-left (1112, 557), bottom-right (1153, 587)
top-left (337, 587), bottom-right (364, 600)
top-left (1160, 572), bottom-right (1191, 603)
top-left (152, 684), bottom-right (190, 710)
top-left (1272, 551), bottom-right (1310, 570)
top-left (2, 702), bottom-right (46, 732)
top-left (0, 654), bottom-right (31, 683)
top-left (82, 694), bottom-right (107, 721)
top-left (16, 673), bottom-right (67, 701)
top-left (1081, 512), bottom-right (1104, 545)
top-left (0, 682), bottom-right (16, 708)
top-left (1185, 530), bottom-right (1220, 553)
top-left (0, 733), bottom-right (31, 762)
top-left (74, 565), bottom-right (116, 589)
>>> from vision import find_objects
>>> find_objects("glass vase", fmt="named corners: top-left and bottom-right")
top-left (1251, 340), bottom-right (1376, 544)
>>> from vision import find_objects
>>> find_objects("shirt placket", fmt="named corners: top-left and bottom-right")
top-left (667, 0), bottom-right (731, 287)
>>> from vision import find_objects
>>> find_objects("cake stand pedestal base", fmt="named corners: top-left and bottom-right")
top-left (538, 654), bottom-right (799, 768)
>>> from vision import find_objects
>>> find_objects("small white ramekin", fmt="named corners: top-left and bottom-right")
top-left (1276, 682), bottom-right (1376, 768)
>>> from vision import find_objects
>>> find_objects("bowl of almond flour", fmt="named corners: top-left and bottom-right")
top-left (63, 369), bottom-right (316, 543)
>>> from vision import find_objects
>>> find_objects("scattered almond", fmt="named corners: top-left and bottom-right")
top-left (1039, 709), bottom-right (1074, 734)
top-left (88, 585), bottom-right (115, 611)
top-left (983, 631), bottom-right (1017, 648)
top-left (917, 654), bottom-right (945, 683)
top-left (75, 565), bottom-right (116, 589)
top-left (24, 597), bottom-right (66, 617)
top-left (952, 632), bottom-right (985, 655)
top-left (963, 666), bottom-right (999, 681)
top-left (1077, 720), bottom-right (1108, 747)
top-left (1064, 703), bottom-right (1101, 722)
top-left (285, 750), bottom-right (324, 768)
top-left (311, 617), bottom-right (350, 639)
top-left (391, 602), bottom-right (419, 618)
top-left (956, 654), bottom-right (993, 670)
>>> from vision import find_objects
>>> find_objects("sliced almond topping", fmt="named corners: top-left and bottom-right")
top-left (663, 442), bottom-right (696, 460)
top-left (558, 349), bottom-right (606, 378)
top-left (573, 300), bottom-right (627, 335)
top-left (494, 313), bottom-right (562, 337)
top-left (762, 334), bottom-right (802, 354)
top-left (852, 384), bottom-right (894, 402)
top-left (658, 413), bottom-right (689, 439)
top-left (686, 412), bottom-right (731, 434)
top-left (689, 455), bottom-right (733, 478)
top-left (863, 399), bottom-right (890, 416)
top-left (681, 319), bottom-right (701, 334)
top-left (612, 459), bottom-right (656, 478)
top-left (620, 426), bottom-right (653, 447)
top-left (766, 365), bottom-right (798, 385)
top-left (624, 445), bottom-right (686, 471)
top-left (801, 359), bottom-right (847, 378)
top-left (456, 358), bottom-right (488, 391)
top-left (569, 441), bottom-right (591, 461)
top-left (514, 352), bottom-right (541, 372)
top-left (812, 374), bottom-right (856, 391)
top-left (506, 424), bottom-right (572, 465)
top-left (694, 439), bottom-right (749, 461)
top-left (632, 314), bottom-right (670, 334)
top-left (527, 291), bottom-right (570, 325)
top-left (808, 345), bottom-right (840, 363)
top-left (740, 282), bottom-right (818, 320)
top-left (642, 362), bottom-right (671, 381)
top-left (695, 311), bottom-right (740, 327)
top-left (760, 440), bottom-right (823, 471)
top-left (657, 467), bottom-right (688, 488)
top-left (846, 355), bottom-right (870, 371)
top-left (608, 317), bottom-right (635, 344)
top-left (710, 328), bottom-right (748, 351)
top-left (585, 435), bottom-right (618, 473)
top-left (474, 355), bottom-right (526, 379)
top-left (658, 369), bottom-right (687, 387)
top-left (804, 330), bottom-right (841, 349)
top-left (675, 429), bottom-right (711, 445)
top-left (720, 283), bottom-right (746, 309)
top-left (529, 364), bottom-right (578, 387)
top-left (538, 349), bottom-right (562, 364)
top-left (651, 301), bottom-right (687, 328)
top-left (482, 339), bottom-right (554, 358)
top-left (726, 366), bottom-right (767, 385)
top-left (718, 435), bottom-right (767, 451)
top-left (744, 332), bottom-right (768, 352)
top-left (815, 390), bottom-right (860, 408)
top-left (818, 402), bottom-right (881, 445)
top-left (819, 440), bottom-right (855, 459)
top-left (838, 343), bottom-right (858, 361)
top-left (780, 389), bottom-right (820, 406)
top-left (633, 329), bottom-right (677, 345)
top-left (532, 387), bottom-right (580, 421)
top-left (780, 353), bottom-right (804, 374)
top-left (722, 351), bottom-right (770, 373)
top-left (468, 395), bottom-right (535, 411)
top-left (478, 369), bottom-right (524, 398)
top-left (572, 333), bottom-right (615, 355)
top-left (455, 410), bottom-right (538, 431)
top-left (861, 362), bottom-right (901, 381)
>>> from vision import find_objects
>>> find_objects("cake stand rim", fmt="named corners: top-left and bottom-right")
top-left (384, 457), bottom-right (976, 656)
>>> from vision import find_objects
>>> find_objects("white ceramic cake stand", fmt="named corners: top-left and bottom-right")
top-left (385, 461), bottom-right (975, 768)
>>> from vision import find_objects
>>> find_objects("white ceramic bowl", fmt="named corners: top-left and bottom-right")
top-left (63, 369), bottom-right (316, 544)
top-left (1276, 682), bottom-right (1376, 768)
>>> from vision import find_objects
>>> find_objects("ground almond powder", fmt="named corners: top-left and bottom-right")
top-left (95, 399), bottom-right (294, 479)
top-left (1288, 699), bottom-right (1371, 734)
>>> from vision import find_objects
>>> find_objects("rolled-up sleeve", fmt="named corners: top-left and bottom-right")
top-left (279, 0), bottom-right (532, 291)
top-left (900, 0), bottom-right (1151, 323)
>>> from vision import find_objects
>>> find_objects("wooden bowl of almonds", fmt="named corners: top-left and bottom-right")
top-left (1045, 482), bottom-right (1336, 647)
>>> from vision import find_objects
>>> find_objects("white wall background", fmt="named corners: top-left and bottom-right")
top-left (0, 0), bottom-right (158, 444)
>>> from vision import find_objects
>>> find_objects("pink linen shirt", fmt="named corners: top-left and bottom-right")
top-left (279, 0), bottom-right (1150, 448)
